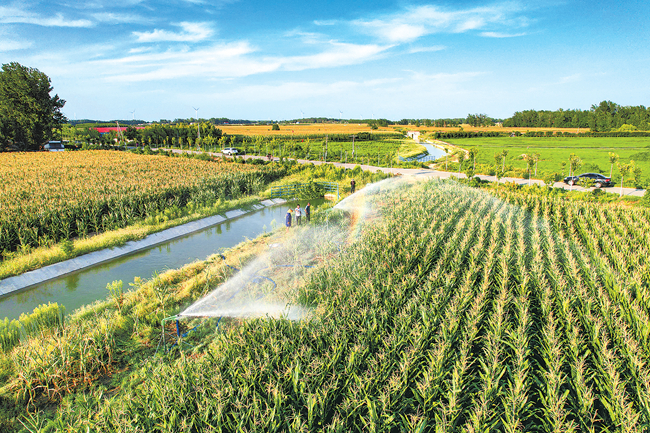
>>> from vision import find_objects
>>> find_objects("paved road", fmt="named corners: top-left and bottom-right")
top-left (160, 148), bottom-right (647, 198)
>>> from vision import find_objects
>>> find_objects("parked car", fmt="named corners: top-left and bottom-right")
top-left (222, 147), bottom-right (240, 155)
top-left (563, 172), bottom-right (614, 188)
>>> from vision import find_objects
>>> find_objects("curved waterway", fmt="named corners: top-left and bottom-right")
top-left (0, 199), bottom-right (325, 321)
top-left (421, 143), bottom-right (447, 160)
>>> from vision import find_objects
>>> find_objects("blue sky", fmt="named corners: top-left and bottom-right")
top-left (1, 0), bottom-right (648, 121)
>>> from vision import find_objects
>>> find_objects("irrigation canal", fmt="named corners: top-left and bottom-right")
top-left (0, 199), bottom-right (325, 321)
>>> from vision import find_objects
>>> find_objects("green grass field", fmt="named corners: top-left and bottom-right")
top-left (440, 137), bottom-right (650, 184)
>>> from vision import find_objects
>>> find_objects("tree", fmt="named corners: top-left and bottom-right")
top-left (501, 150), bottom-right (509, 173)
top-left (532, 153), bottom-right (540, 176)
top-left (456, 150), bottom-right (467, 178)
top-left (618, 161), bottom-right (633, 197)
top-left (468, 147), bottom-right (478, 171)
top-left (568, 153), bottom-right (582, 190)
top-left (125, 126), bottom-right (139, 142)
top-left (569, 153), bottom-right (582, 177)
top-left (0, 62), bottom-right (66, 151)
top-left (520, 153), bottom-right (535, 185)
top-left (609, 152), bottom-right (619, 179)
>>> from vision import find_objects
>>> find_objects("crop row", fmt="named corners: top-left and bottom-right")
top-left (13, 179), bottom-right (650, 431)
top-left (0, 151), bottom-right (284, 255)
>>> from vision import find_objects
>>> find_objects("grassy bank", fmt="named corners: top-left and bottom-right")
top-left (267, 160), bottom-right (392, 196)
top-left (397, 140), bottom-right (427, 159)
top-left (0, 161), bottom-right (389, 280)
top-left (0, 195), bottom-right (262, 280)
top-left (0, 203), bottom-right (343, 431)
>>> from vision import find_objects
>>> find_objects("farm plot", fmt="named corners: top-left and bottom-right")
top-left (439, 136), bottom-right (650, 183)
top-left (0, 151), bottom-right (283, 255)
top-left (231, 136), bottom-right (416, 166)
top-left (32, 178), bottom-right (650, 431)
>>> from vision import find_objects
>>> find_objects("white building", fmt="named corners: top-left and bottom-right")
top-left (407, 131), bottom-right (421, 142)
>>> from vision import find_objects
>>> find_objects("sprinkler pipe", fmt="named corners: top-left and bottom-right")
top-left (160, 315), bottom-right (180, 349)
top-left (160, 314), bottom-right (209, 352)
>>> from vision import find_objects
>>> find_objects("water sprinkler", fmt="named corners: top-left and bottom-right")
top-left (159, 314), bottom-right (208, 352)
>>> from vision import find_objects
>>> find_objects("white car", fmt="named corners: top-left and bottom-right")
top-left (222, 147), bottom-right (240, 155)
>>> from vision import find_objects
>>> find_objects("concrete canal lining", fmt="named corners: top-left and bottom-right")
top-left (0, 198), bottom-right (286, 297)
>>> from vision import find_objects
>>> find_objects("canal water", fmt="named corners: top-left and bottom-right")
top-left (399, 143), bottom-right (446, 162)
top-left (0, 199), bottom-right (325, 321)
top-left (421, 143), bottom-right (447, 161)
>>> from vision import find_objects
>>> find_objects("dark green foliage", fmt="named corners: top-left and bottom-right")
top-left (503, 101), bottom-right (650, 132)
top-left (0, 62), bottom-right (66, 151)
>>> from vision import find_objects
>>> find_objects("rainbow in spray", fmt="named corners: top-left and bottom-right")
top-left (334, 176), bottom-right (418, 243)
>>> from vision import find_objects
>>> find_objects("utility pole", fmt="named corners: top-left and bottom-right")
top-left (116, 121), bottom-right (126, 149)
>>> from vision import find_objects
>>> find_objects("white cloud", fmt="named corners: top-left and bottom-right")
top-left (481, 31), bottom-right (527, 38)
top-left (278, 42), bottom-right (390, 71)
top-left (0, 39), bottom-right (32, 51)
top-left (313, 19), bottom-right (338, 26)
top-left (133, 22), bottom-right (214, 43)
top-left (208, 77), bottom-right (403, 103)
top-left (91, 12), bottom-right (151, 24)
top-left (89, 39), bottom-right (390, 83)
top-left (408, 45), bottom-right (446, 54)
top-left (0, 6), bottom-right (93, 27)
top-left (354, 3), bottom-right (526, 43)
top-left (407, 70), bottom-right (486, 83)
top-left (128, 46), bottom-right (153, 54)
top-left (284, 30), bottom-right (328, 44)
top-left (95, 42), bottom-right (274, 82)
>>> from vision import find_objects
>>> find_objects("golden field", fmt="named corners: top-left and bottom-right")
top-left (0, 151), bottom-right (280, 254)
top-left (218, 123), bottom-right (590, 137)
top-left (218, 123), bottom-right (398, 136)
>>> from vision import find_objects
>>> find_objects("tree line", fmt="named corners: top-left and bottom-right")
top-left (503, 101), bottom-right (650, 132)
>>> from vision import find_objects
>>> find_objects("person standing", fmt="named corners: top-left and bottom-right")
top-left (305, 202), bottom-right (311, 223)
top-left (350, 179), bottom-right (356, 193)
top-left (285, 208), bottom-right (292, 230)
top-left (295, 204), bottom-right (302, 226)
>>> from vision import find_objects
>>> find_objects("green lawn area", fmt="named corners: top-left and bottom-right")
top-left (440, 136), bottom-right (650, 184)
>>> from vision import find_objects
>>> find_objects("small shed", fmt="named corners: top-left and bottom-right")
top-left (407, 131), bottom-right (421, 142)
top-left (44, 141), bottom-right (65, 152)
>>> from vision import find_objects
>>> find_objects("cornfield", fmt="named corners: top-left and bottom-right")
top-left (0, 151), bottom-right (283, 255)
top-left (11, 179), bottom-right (650, 431)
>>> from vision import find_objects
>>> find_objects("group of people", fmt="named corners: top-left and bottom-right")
top-left (284, 179), bottom-right (356, 230)
top-left (285, 202), bottom-right (311, 229)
